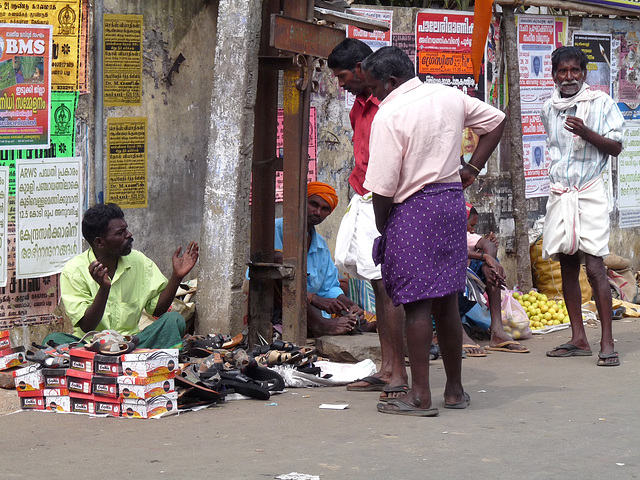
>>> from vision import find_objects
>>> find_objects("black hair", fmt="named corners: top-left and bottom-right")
top-left (82, 203), bottom-right (124, 246)
top-left (361, 46), bottom-right (415, 83)
top-left (551, 46), bottom-right (588, 76)
top-left (468, 207), bottom-right (478, 218)
top-left (327, 38), bottom-right (373, 71)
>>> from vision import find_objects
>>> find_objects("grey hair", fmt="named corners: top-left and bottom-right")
top-left (360, 46), bottom-right (415, 83)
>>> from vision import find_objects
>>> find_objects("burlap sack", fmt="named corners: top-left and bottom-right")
top-left (530, 237), bottom-right (592, 304)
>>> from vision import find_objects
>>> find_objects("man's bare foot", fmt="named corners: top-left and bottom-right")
top-left (312, 315), bottom-right (357, 336)
top-left (379, 383), bottom-right (409, 401)
top-left (490, 332), bottom-right (529, 352)
top-left (462, 330), bottom-right (486, 356)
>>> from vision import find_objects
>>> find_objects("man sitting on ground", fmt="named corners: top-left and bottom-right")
top-left (464, 204), bottom-right (529, 354)
top-left (44, 203), bottom-right (198, 349)
top-left (273, 182), bottom-right (364, 337)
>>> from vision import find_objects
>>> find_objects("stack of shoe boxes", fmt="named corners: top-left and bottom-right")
top-left (68, 347), bottom-right (121, 416)
top-left (0, 330), bottom-right (26, 371)
top-left (119, 349), bottom-right (178, 418)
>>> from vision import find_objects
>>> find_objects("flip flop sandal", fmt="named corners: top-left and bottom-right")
top-left (377, 399), bottom-right (439, 417)
top-left (25, 349), bottom-right (70, 368)
top-left (242, 362), bottom-right (285, 392)
top-left (218, 371), bottom-right (271, 400)
top-left (264, 350), bottom-right (300, 367)
top-left (175, 366), bottom-right (223, 402)
top-left (346, 376), bottom-right (387, 392)
top-left (379, 384), bottom-right (409, 402)
top-left (597, 351), bottom-right (620, 366)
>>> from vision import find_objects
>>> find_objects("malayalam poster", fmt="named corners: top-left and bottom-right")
top-left (0, 0), bottom-right (82, 91)
top-left (392, 33), bottom-right (415, 66)
top-left (0, 91), bottom-right (77, 224)
top-left (275, 107), bottom-right (317, 202)
top-left (517, 15), bottom-right (556, 198)
top-left (0, 223), bottom-right (61, 328)
top-left (106, 117), bottom-right (148, 208)
top-left (0, 166), bottom-right (7, 287)
top-left (415, 10), bottom-right (484, 99)
top-left (344, 8), bottom-right (392, 108)
top-left (0, 23), bottom-right (52, 149)
top-left (15, 156), bottom-right (81, 278)
top-left (618, 123), bottom-right (640, 228)
top-left (574, 32), bottom-right (612, 95)
top-left (103, 14), bottom-right (143, 106)
top-left (618, 33), bottom-right (640, 103)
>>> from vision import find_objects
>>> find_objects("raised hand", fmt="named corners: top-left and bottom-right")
top-left (88, 260), bottom-right (111, 289)
top-left (172, 241), bottom-right (199, 279)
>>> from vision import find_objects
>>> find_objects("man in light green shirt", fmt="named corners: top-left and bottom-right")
top-left (44, 203), bottom-right (199, 349)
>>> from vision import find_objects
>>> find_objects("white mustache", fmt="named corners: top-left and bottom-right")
top-left (561, 81), bottom-right (578, 86)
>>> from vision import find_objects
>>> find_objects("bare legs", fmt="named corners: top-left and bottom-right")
top-left (549, 252), bottom-right (616, 364)
top-left (347, 279), bottom-right (408, 391)
top-left (381, 294), bottom-right (465, 411)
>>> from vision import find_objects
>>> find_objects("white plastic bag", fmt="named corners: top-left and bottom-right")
top-left (501, 290), bottom-right (532, 340)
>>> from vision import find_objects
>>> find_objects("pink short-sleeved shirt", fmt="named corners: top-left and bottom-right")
top-left (363, 78), bottom-right (505, 203)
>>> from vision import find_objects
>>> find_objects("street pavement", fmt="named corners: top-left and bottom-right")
top-left (1, 318), bottom-right (639, 480)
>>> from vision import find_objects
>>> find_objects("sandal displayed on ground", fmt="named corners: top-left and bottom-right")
top-left (486, 340), bottom-right (529, 353)
top-left (379, 384), bottom-right (409, 402)
top-left (444, 391), bottom-right (471, 409)
top-left (597, 351), bottom-right (620, 366)
top-left (463, 344), bottom-right (487, 357)
top-left (546, 343), bottom-right (592, 357)
top-left (377, 398), bottom-right (439, 417)
top-left (80, 330), bottom-right (139, 356)
top-left (346, 376), bottom-right (387, 392)
top-left (25, 348), bottom-right (70, 368)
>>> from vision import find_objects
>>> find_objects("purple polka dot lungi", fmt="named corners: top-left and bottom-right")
top-left (372, 183), bottom-right (467, 307)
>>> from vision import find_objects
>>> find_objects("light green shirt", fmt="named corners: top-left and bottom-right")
top-left (61, 249), bottom-right (168, 337)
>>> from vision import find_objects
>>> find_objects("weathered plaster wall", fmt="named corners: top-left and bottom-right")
top-left (100, 0), bottom-right (218, 275)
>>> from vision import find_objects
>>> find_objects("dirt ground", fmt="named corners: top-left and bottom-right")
top-left (1, 319), bottom-right (639, 479)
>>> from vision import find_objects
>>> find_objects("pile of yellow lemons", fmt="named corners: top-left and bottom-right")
top-left (513, 290), bottom-right (570, 331)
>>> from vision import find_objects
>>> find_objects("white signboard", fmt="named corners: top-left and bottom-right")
top-left (16, 157), bottom-right (82, 278)
top-left (618, 123), bottom-right (640, 228)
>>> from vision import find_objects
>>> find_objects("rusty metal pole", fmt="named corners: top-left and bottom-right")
top-left (281, 0), bottom-right (314, 345)
top-left (248, 0), bottom-right (280, 348)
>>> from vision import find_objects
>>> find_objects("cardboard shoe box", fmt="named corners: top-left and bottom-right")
top-left (121, 349), bottom-right (178, 378)
top-left (20, 395), bottom-right (45, 410)
top-left (67, 369), bottom-right (92, 395)
top-left (121, 392), bottom-right (178, 418)
top-left (0, 346), bottom-right (26, 371)
top-left (43, 368), bottom-right (68, 388)
top-left (92, 375), bottom-right (118, 398)
top-left (69, 348), bottom-right (96, 373)
top-left (118, 374), bottom-right (175, 400)
top-left (13, 364), bottom-right (44, 392)
top-left (69, 392), bottom-right (95, 415)
top-left (0, 330), bottom-right (11, 350)
top-left (94, 354), bottom-right (121, 377)
top-left (94, 397), bottom-right (121, 417)
top-left (45, 395), bottom-right (71, 413)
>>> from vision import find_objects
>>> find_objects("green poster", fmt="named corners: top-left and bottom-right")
top-left (0, 92), bottom-right (77, 208)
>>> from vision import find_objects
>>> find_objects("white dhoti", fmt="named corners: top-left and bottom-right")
top-left (542, 176), bottom-right (610, 262)
top-left (334, 193), bottom-right (382, 281)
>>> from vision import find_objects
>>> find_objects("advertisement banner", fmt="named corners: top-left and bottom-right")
top-left (0, 0), bottom-right (81, 91)
top-left (573, 32), bottom-right (612, 95)
top-left (618, 34), bottom-right (640, 103)
top-left (618, 123), bottom-right (640, 228)
top-left (0, 90), bottom-right (77, 225)
top-left (15, 156), bottom-right (81, 278)
top-left (0, 166), bottom-right (7, 287)
top-left (0, 23), bottom-right (52, 149)
top-left (106, 117), bottom-right (148, 208)
top-left (415, 10), bottom-right (483, 99)
top-left (103, 14), bottom-right (143, 106)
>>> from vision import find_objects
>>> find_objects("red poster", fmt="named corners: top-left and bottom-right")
top-left (0, 24), bottom-right (52, 149)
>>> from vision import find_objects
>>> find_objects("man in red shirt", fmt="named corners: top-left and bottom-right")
top-left (328, 39), bottom-right (408, 399)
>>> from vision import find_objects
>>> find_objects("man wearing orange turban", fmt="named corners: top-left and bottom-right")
top-left (270, 182), bottom-right (364, 337)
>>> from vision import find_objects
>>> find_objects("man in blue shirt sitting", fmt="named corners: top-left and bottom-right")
top-left (273, 182), bottom-right (364, 337)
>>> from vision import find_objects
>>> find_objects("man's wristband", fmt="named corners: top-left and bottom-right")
top-left (466, 162), bottom-right (481, 175)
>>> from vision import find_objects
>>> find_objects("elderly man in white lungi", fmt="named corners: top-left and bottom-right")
top-left (541, 46), bottom-right (625, 366)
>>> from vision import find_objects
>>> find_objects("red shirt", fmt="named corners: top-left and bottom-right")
top-left (348, 93), bottom-right (379, 196)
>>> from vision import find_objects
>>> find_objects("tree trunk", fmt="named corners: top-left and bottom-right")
top-left (502, 7), bottom-right (533, 293)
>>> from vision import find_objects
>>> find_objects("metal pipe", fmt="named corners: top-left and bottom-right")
top-left (93, 0), bottom-right (104, 204)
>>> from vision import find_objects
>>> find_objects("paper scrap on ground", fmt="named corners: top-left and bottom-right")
top-left (276, 473), bottom-right (320, 480)
top-left (319, 404), bottom-right (349, 410)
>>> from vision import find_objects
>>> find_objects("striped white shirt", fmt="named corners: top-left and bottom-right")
top-left (541, 93), bottom-right (624, 189)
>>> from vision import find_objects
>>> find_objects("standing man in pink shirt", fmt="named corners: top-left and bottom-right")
top-left (328, 39), bottom-right (409, 400)
top-left (362, 47), bottom-right (506, 416)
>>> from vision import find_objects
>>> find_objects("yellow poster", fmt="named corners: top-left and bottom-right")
top-left (103, 14), bottom-right (142, 106)
top-left (0, 0), bottom-right (82, 91)
top-left (106, 117), bottom-right (147, 209)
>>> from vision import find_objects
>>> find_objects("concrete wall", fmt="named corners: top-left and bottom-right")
top-left (98, 0), bottom-right (218, 275)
